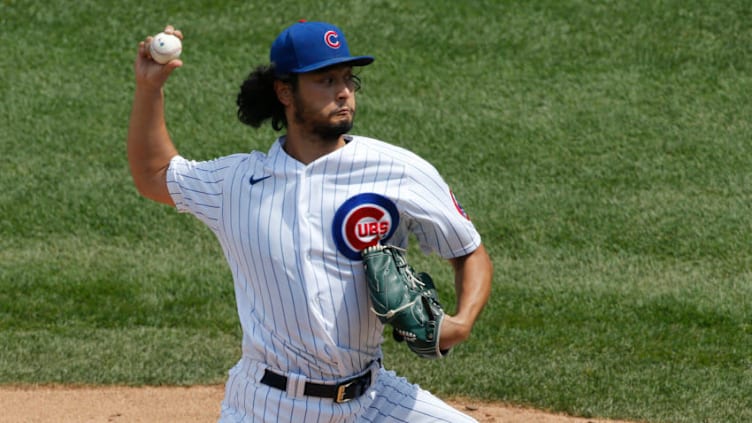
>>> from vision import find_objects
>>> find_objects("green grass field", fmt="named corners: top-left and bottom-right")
top-left (3, 1), bottom-right (752, 422)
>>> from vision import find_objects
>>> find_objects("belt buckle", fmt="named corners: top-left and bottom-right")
top-left (335, 380), bottom-right (355, 403)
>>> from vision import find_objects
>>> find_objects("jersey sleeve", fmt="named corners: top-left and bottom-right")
top-left (166, 154), bottom-right (241, 231)
top-left (403, 159), bottom-right (481, 259)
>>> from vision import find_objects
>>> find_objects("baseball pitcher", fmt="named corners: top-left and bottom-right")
top-left (127, 21), bottom-right (493, 422)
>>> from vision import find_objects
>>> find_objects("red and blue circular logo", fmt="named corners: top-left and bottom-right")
top-left (450, 189), bottom-right (471, 220)
top-left (332, 193), bottom-right (399, 260)
top-left (324, 30), bottom-right (341, 49)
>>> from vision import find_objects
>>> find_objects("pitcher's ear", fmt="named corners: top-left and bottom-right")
top-left (274, 80), bottom-right (293, 106)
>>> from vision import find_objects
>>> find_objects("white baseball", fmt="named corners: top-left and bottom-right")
top-left (149, 32), bottom-right (182, 64)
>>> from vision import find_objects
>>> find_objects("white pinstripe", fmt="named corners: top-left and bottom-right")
top-left (167, 135), bottom-right (480, 422)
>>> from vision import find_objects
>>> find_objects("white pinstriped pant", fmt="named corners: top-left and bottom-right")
top-left (219, 358), bottom-right (478, 423)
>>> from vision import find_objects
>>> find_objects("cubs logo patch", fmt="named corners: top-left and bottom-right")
top-left (332, 193), bottom-right (399, 260)
top-left (324, 30), bottom-right (341, 49)
top-left (450, 189), bottom-right (471, 221)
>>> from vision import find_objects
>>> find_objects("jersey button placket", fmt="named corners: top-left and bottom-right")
top-left (296, 170), bottom-right (319, 308)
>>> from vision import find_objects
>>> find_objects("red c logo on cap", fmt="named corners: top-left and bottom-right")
top-left (324, 30), bottom-right (341, 49)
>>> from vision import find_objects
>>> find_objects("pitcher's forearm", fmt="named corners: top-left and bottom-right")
top-left (440, 244), bottom-right (493, 350)
top-left (453, 244), bottom-right (493, 325)
top-left (127, 86), bottom-right (178, 204)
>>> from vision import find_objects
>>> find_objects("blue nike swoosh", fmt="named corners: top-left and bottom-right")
top-left (249, 175), bottom-right (272, 185)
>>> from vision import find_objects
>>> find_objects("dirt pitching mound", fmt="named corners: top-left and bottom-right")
top-left (0, 385), bottom-right (635, 423)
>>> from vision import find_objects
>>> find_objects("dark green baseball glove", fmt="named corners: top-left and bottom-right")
top-left (361, 244), bottom-right (450, 359)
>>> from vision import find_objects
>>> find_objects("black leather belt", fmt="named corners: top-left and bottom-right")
top-left (260, 367), bottom-right (373, 403)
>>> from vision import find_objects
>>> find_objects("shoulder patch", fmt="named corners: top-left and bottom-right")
top-left (451, 189), bottom-right (471, 221)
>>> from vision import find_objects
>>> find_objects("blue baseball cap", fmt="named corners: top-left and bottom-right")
top-left (270, 21), bottom-right (374, 75)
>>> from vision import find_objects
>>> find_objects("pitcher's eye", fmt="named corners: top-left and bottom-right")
top-left (347, 75), bottom-right (362, 91)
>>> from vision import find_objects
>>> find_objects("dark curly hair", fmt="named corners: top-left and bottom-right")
top-left (236, 65), bottom-right (297, 131)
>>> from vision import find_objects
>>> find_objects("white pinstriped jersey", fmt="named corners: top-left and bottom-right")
top-left (166, 135), bottom-right (481, 382)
